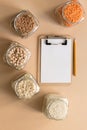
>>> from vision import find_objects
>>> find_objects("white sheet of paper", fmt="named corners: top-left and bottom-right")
top-left (40, 38), bottom-right (73, 83)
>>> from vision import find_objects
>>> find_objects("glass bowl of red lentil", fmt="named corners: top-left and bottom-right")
top-left (55, 0), bottom-right (85, 27)
top-left (62, 1), bottom-right (85, 25)
top-left (4, 42), bottom-right (31, 70)
top-left (13, 10), bottom-right (39, 38)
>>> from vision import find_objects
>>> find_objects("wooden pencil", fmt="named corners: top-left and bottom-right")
top-left (73, 39), bottom-right (77, 76)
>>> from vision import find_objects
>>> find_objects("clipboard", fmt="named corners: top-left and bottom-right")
top-left (38, 35), bottom-right (76, 85)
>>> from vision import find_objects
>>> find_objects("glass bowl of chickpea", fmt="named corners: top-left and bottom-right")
top-left (3, 41), bottom-right (31, 70)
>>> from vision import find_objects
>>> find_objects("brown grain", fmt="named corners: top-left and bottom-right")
top-left (15, 14), bottom-right (35, 34)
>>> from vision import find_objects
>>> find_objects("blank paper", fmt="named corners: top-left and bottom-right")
top-left (40, 38), bottom-right (73, 83)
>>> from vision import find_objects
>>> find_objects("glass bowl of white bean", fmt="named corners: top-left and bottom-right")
top-left (12, 73), bottom-right (40, 99)
top-left (3, 41), bottom-right (31, 70)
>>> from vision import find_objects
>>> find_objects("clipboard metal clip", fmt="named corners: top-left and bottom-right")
top-left (45, 39), bottom-right (67, 45)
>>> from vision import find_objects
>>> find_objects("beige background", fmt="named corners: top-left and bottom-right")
top-left (0, 0), bottom-right (87, 130)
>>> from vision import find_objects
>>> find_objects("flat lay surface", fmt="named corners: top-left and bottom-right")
top-left (0, 0), bottom-right (87, 130)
